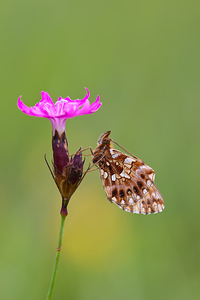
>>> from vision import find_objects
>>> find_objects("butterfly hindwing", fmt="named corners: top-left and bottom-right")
top-left (93, 131), bottom-right (164, 215)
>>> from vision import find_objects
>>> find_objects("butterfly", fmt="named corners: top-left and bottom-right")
top-left (92, 131), bottom-right (164, 214)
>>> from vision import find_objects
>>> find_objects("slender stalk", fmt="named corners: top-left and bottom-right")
top-left (47, 214), bottom-right (66, 300)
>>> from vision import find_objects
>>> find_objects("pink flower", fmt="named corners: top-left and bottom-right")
top-left (18, 87), bottom-right (101, 134)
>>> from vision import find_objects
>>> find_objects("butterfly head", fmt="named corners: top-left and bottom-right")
top-left (97, 131), bottom-right (111, 146)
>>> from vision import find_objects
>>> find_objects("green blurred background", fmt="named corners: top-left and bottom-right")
top-left (1, 0), bottom-right (200, 299)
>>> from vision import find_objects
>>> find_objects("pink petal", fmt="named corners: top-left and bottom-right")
top-left (17, 88), bottom-right (102, 128)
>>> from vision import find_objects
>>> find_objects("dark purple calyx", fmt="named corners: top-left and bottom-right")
top-left (52, 130), bottom-right (69, 174)
top-left (51, 135), bottom-right (84, 216)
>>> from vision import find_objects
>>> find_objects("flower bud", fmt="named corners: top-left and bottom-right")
top-left (52, 137), bottom-right (84, 216)
top-left (68, 148), bottom-right (84, 185)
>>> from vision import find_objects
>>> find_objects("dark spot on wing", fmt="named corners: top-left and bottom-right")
top-left (137, 181), bottom-right (143, 188)
top-left (119, 190), bottom-right (125, 198)
top-left (133, 186), bottom-right (139, 195)
top-left (98, 161), bottom-right (103, 167)
top-left (112, 189), bottom-right (118, 197)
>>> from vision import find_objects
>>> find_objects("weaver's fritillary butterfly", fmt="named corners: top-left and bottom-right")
top-left (92, 131), bottom-right (164, 214)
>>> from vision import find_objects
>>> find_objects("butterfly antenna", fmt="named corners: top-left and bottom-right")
top-left (111, 140), bottom-right (137, 159)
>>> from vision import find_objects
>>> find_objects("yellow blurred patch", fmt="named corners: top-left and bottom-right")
top-left (61, 186), bottom-right (128, 270)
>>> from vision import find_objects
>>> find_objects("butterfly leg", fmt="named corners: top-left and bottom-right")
top-left (68, 147), bottom-right (94, 157)
top-left (80, 147), bottom-right (94, 156)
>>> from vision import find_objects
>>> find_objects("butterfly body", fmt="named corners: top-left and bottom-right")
top-left (92, 131), bottom-right (164, 214)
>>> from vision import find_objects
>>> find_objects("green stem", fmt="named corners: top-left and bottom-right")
top-left (47, 214), bottom-right (66, 300)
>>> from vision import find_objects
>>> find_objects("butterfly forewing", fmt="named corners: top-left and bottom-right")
top-left (92, 131), bottom-right (164, 215)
